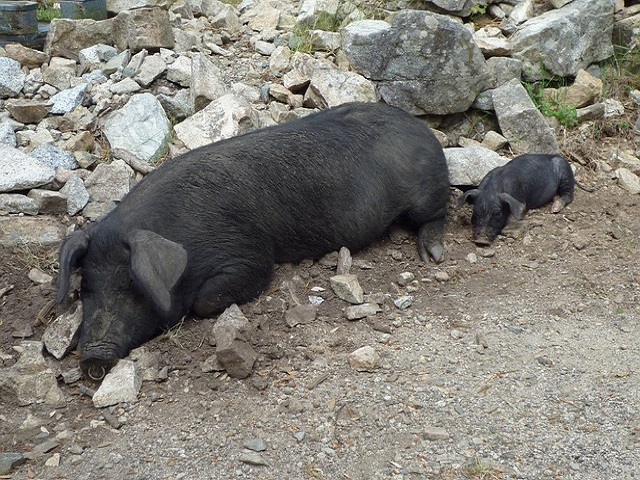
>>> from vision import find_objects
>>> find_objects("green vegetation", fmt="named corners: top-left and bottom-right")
top-left (600, 45), bottom-right (640, 98)
top-left (525, 79), bottom-right (579, 128)
top-left (37, 0), bottom-right (61, 21)
top-left (465, 457), bottom-right (503, 479)
top-left (220, 0), bottom-right (242, 6)
top-left (290, 12), bottom-right (342, 53)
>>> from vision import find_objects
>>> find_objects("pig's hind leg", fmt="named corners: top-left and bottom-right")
top-left (551, 156), bottom-right (576, 213)
top-left (192, 259), bottom-right (273, 317)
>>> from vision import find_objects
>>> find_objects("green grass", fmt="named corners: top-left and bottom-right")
top-left (290, 12), bottom-right (342, 53)
top-left (37, 0), bottom-right (60, 21)
top-left (525, 79), bottom-right (579, 128)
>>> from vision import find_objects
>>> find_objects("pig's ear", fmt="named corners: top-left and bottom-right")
top-left (57, 230), bottom-right (89, 304)
top-left (456, 189), bottom-right (480, 208)
top-left (499, 193), bottom-right (525, 220)
top-left (127, 230), bottom-right (188, 316)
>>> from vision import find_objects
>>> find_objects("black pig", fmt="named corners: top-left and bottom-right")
top-left (457, 153), bottom-right (579, 245)
top-left (57, 102), bottom-right (450, 380)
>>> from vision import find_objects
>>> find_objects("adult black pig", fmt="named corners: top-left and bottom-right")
top-left (57, 102), bottom-right (450, 381)
top-left (456, 153), bottom-right (580, 245)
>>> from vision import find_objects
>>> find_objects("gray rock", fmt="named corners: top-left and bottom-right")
top-left (0, 57), bottom-right (27, 98)
top-left (394, 295), bottom-right (413, 309)
top-left (201, 354), bottom-right (225, 373)
top-left (109, 77), bottom-right (142, 95)
top-left (486, 57), bottom-right (523, 89)
top-left (42, 302), bottom-right (83, 360)
top-left (158, 89), bottom-right (194, 121)
top-left (492, 79), bottom-right (559, 154)
top-left (330, 274), bottom-right (364, 304)
top-left (0, 216), bottom-right (66, 247)
top-left (445, 146), bottom-right (510, 186)
top-left (423, 426), bottom-right (451, 441)
top-left (191, 53), bottom-right (228, 112)
top-left (0, 145), bottom-right (55, 192)
top-left (336, 246), bottom-right (352, 275)
top-left (348, 345), bottom-right (380, 372)
top-left (4, 99), bottom-right (52, 124)
top-left (103, 93), bottom-right (171, 163)
top-left (28, 267), bottom-right (51, 283)
top-left (304, 58), bottom-right (378, 108)
top-left (174, 93), bottom-right (260, 150)
top-left (345, 303), bottom-right (379, 320)
top-left (30, 143), bottom-right (79, 170)
top-left (238, 451), bottom-right (269, 466)
top-left (93, 359), bottom-right (142, 407)
top-left (615, 168), bottom-right (640, 194)
top-left (284, 304), bottom-right (317, 327)
top-left (112, 7), bottom-right (175, 53)
top-left (0, 123), bottom-right (17, 147)
top-left (342, 12), bottom-right (490, 115)
top-left (42, 57), bottom-right (76, 90)
top-left (78, 44), bottom-right (118, 71)
top-left (60, 175), bottom-right (90, 215)
top-left (0, 194), bottom-right (39, 215)
top-left (44, 18), bottom-right (114, 58)
top-left (243, 438), bottom-right (268, 452)
top-left (123, 49), bottom-right (148, 78)
top-left (27, 189), bottom-right (68, 215)
top-left (212, 303), bottom-right (251, 337)
top-left (107, 0), bottom-right (166, 14)
top-left (215, 325), bottom-right (258, 379)
top-left (166, 55), bottom-right (192, 87)
top-left (84, 159), bottom-right (132, 204)
top-left (135, 55), bottom-right (167, 87)
top-left (509, 0), bottom-right (615, 80)
top-left (48, 83), bottom-right (89, 115)
top-left (0, 453), bottom-right (26, 475)
top-left (0, 341), bottom-right (66, 407)
top-left (102, 49), bottom-right (131, 75)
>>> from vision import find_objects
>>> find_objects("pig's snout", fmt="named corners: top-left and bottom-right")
top-left (80, 345), bottom-right (120, 381)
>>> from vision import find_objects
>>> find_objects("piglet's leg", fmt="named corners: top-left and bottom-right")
top-left (193, 261), bottom-right (273, 317)
top-left (551, 196), bottom-right (568, 213)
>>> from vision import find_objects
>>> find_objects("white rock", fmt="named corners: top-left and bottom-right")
top-left (330, 274), bottom-right (364, 304)
top-left (92, 360), bottom-right (142, 408)
top-left (348, 345), bottom-right (380, 372)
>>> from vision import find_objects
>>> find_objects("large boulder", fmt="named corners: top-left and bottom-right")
top-left (509, 0), bottom-right (616, 80)
top-left (342, 11), bottom-right (490, 115)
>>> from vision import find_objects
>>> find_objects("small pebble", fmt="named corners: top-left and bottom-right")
top-left (394, 296), bottom-right (413, 309)
top-left (434, 271), bottom-right (450, 282)
top-left (479, 248), bottom-right (496, 258)
top-left (238, 452), bottom-right (269, 466)
top-left (243, 438), bottom-right (267, 452)
top-left (293, 431), bottom-right (305, 442)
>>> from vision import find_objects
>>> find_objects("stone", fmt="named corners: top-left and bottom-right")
top-left (542, 69), bottom-right (603, 108)
top-left (0, 453), bottom-right (26, 475)
top-left (30, 143), bottom-right (79, 171)
top-left (492, 79), bottom-right (559, 154)
top-left (201, 354), bottom-right (225, 373)
top-left (330, 274), bottom-right (364, 304)
top-left (4, 44), bottom-right (48, 69)
top-left (615, 168), bottom-right (640, 194)
top-left (0, 341), bottom-right (66, 407)
top-left (243, 438), bottom-right (268, 452)
top-left (42, 302), bottom-right (83, 360)
top-left (0, 123), bottom-right (17, 147)
top-left (481, 131), bottom-right (508, 151)
top-left (212, 303), bottom-right (250, 338)
top-left (83, 160), bottom-right (132, 217)
top-left (0, 194), bottom-right (39, 215)
top-left (0, 145), bottom-right (55, 192)
top-left (445, 146), bottom-right (510, 186)
top-left (284, 304), bottom-right (317, 327)
top-left (102, 93), bottom-right (171, 163)
top-left (27, 189), bottom-right (67, 215)
top-left (303, 58), bottom-right (378, 108)
top-left (238, 452), bottom-right (269, 466)
top-left (0, 216), bottom-right (66, 247)
top-left (394, 295), bottom-right (413, 309)
top-left (348, 345), bottom-right (380, 372)
top-left (0, 57), bottom-right (27, 98)
top-left (92, 359), bottom-right (142, 407)
top-left (342, 13), bottom-right (490, 115)
top-left (191, 54), bottom-right (228, 112)
top-left (166, 55), bottom-right (192, 87)
top-left (173, 94), bottom-right (260, 150)
top-left (423, 426), bottom-right (450, 441)
top-left (397, 272), bottom-right (415, 287)
top-left (135, 55), bottom-right (167, 87)
top-left (48, 83), bottom-right (89, 115)
top-left (59, 175), bottom-right (90, 215)
top-left (4, 99), bottom-right (52, 124)
top-left (109, 77), bottom-right (142, 95)
top-left (345, 303), bottom-right (379, 320)
top-left (336, 246), bottom-right (352, 275)
top-left (215, 326), bottom-right (258, 379)
top-left (509, 0), bottom-right (615, 80)
top-left (112, 7), bottom-right (175, 53)
top-left (44, 18), bottom-right (114, 59)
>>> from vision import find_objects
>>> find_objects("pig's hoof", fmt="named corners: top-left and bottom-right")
top-left (551, 197), bottom-right (566, 213)
top-left (473, 237), bottom-right (493, 247)
top-left (87, 364), bottom-right (107, 381)
top-left (419, 242), bottom-right (444, 263)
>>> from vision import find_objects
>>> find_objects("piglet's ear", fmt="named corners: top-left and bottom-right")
top-left (456, 189), bottom-right (480, 208)
top-left (127, 229), bottom-right (188, 316)
top-left (499, 193), bottom-right (525, 220)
